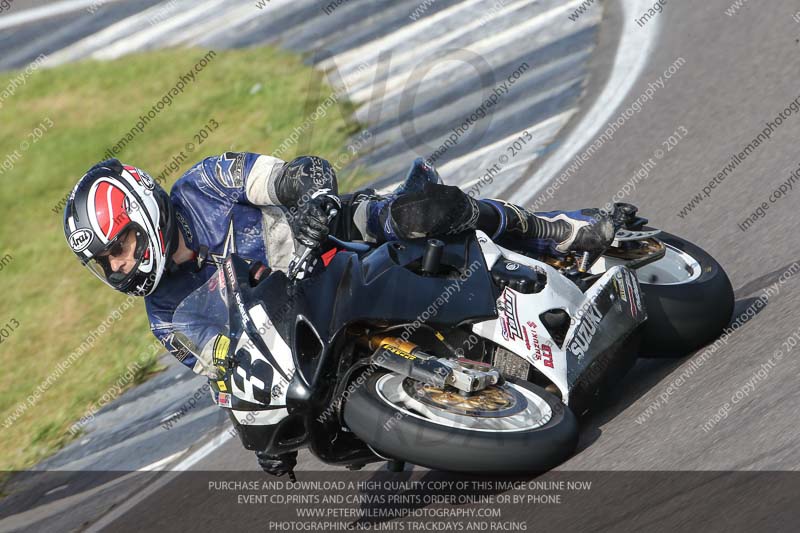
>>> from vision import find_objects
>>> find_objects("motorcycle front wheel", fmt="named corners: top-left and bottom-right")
top-left (342, 372), bottom-right (578, 473)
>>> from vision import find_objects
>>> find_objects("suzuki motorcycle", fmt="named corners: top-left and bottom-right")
top-left (172, 203), bottom-right (733, 473)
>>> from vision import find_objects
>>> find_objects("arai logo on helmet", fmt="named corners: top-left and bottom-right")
top-left (68, 229), bottom-right (93, 252)
top-left (138, 171), bottom-right (156, 191)
top-left (125, 166), bottom-right (155, 191)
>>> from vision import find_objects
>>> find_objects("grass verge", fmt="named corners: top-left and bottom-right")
top-left (0, 45), bottom-right (370, 474)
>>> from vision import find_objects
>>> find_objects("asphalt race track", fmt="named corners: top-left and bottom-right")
top-left (3, 0), bottom-right (800, 531)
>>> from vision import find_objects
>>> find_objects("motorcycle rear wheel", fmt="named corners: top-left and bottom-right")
top-left (343, 372), bottom-right (578, 473)
top-left (636, 230), bottom-right (734, 357)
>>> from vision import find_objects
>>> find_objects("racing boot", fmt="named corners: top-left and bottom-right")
top-left (479, 198), bottom-right (615, 256)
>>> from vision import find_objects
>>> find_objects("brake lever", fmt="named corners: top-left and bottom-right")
top-left (286, 245), bottom-right (312, 280)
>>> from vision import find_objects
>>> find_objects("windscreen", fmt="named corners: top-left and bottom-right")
top-left (171, 269), bottom-right (230, 357)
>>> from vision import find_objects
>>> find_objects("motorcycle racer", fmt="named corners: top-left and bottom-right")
top-left (63, 153), bottom-right (613, 474)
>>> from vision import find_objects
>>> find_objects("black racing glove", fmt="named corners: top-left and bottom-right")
top-left (292, 193), bottom-right (342, 250)
top-left (256, 449), bottom-right (298, 477)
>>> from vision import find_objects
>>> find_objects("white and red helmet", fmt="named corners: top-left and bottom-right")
top-left (63, 159), bottom-right (178, 296)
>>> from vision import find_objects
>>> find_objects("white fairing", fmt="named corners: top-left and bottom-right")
top-left (471, 231), bottom-right (637, 402)
top-left (472, 231), bottom-right (584, 398)
top-left (472, 232), bottom-right (579, 400)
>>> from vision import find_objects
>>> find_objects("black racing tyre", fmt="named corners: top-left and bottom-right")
top-left (635, 230), bottom-right (734, 357)
top-left (342, 372), bottom-right (578, 473)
